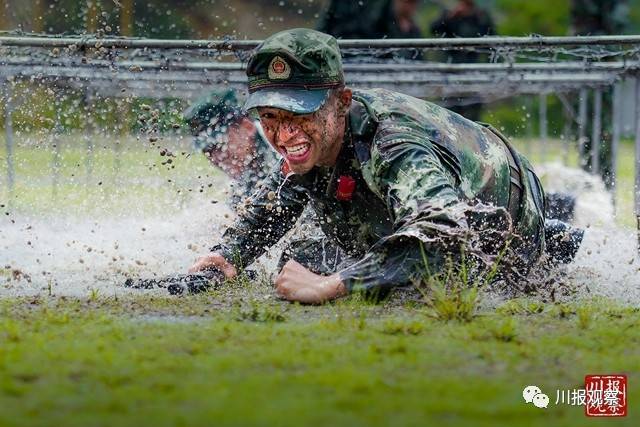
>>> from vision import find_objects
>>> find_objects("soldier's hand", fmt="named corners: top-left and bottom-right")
top-left (188, 252), bottom-right (237, 279)
top-left (275, 260), bottom-right (347, 304)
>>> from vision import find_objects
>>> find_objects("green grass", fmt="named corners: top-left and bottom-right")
top-left (1, 132), bottom-right (638, 426)
top-left (0, 296), bottom-right (638, 427)
top-left (2, 133), bottom-right (635, 224)
top-left (0, 133), bottom-right (222, 215)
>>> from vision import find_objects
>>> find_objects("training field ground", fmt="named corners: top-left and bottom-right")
top-left (1, 133), bottom-right (639, 426)
top-left (1, 296), bottom-right (638, 426)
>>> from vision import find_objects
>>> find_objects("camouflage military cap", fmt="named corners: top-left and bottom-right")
top-left (244, 28), bottom-right (344, 114)
top-left (182, 88), bottom-right (244, 139)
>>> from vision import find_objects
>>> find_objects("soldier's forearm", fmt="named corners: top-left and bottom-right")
top-left (213, 167), bottom-right (307, 269)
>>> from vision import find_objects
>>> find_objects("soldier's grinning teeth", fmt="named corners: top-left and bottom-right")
top-left (285, 143), bottom-right (310, 156)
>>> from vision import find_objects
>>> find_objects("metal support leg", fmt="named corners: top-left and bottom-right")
top-left (524, 96), bottom-right (533, 158)
top-left (115, 95), bottom-right (128, 186)
top-left (539, 93), bottom-right (548, 163)
top-left (51, 93), bottom-right (63, 199)
top-left (578, 88), bottom-right (588, 169)
top-left (561, 95), bottom-right (571, 165)
top-left (611, 82), bottom-right (622, 210)
top-left (591, 88), bottom-right (602, 175)
top-left (83, 90), bottom-right (94, 183)
top-left (3, 80), bottom-right (15, 195)
top-left (635, 78), bottom-right (640, 251)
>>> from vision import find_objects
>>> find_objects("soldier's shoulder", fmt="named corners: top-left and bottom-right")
top-left (349, 89), bottom-right (421, 142)
top-left (350, 89), bottom-right (445, 157)
top-left (352, 88), bottom-right (471, 131)
top-left (350, 88), bottom-right (490, 158)
top-left (352, 88), bottom-right (437, 120)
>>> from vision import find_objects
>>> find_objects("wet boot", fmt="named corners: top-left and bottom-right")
top-left (544, 219), bottom-right (584, 264)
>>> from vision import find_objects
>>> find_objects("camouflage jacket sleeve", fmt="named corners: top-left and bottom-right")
top-left (211, 166), bottom-right (308, 269)
top-left (338, 125), bottom-right (472, 294)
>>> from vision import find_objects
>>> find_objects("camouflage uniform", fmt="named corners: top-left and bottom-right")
top-left (182, 89), bottom-right (278, 205)
top-left (215, 89), bottom-right (547, 293)
top-left (208, 29), bottom-right (577, 296)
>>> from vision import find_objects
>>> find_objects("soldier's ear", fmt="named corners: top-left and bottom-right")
top-left (336, 87), bottom-right (352, 116)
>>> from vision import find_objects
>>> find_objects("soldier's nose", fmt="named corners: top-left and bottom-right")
top-left (276, 122), bottom-right (302, 144)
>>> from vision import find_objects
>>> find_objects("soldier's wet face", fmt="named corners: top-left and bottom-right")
top-left (205, 118), bottom-right (257, 179)
top-left (256, 89), bottom-right (351, 174)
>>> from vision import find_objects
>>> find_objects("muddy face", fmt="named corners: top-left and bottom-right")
top-left (206, 118), bottom-right (257, 179)
top-left (256, 89), bottom-right (351, 175)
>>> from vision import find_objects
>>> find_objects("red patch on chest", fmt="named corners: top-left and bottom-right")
top-left (336, 175), bottom-right (356, 201)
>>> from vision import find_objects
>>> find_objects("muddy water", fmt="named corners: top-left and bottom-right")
top-left (538, 162), bottom-right (640, 304)
top-left (0, 195), bottom-right (232, 296)
top-left (1, 163), bottom-right (639, 304)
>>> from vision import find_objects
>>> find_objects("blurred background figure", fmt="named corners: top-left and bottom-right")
top-left (430, 0), bottom-right (494, 61)
top-left (318, 0), bottom-right (423, 39)
top-left (388, 0), bottom-right (423, 39)
top-left (318, 0), bottom-right (423, 59)
top-left (183, 89), bottom-right (278, 205)
top-left (317, 0), bottom-right (388, 39)
top-left (571, 0), bottom-right (629, 189)
top-left (571, 0), bottom-right (628, 36)
top-left (430, 0), bottom-right (495, 121)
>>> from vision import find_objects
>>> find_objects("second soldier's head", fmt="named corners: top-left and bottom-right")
top-left (244, 28), bottom-right (352, 175)
top-left (183, 89), bottom-right (259, 179)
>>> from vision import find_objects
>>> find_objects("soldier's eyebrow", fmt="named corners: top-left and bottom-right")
top-left (292, 111), bottom-right (315, 118)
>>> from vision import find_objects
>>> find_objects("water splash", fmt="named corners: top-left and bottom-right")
top-left (538, 162), bottom-right (640, 304)
top-left (1, 162), bottom-right (638, 305)
top-left (0, 194), bottom-right (233, 297)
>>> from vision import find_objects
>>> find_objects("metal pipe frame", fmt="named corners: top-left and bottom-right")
top-left (4, 56), bottom-right (640, 74)
top-left (1, 74), bottom-right (619, 102)
top-left (3, 34), bottom-right (640, 50)
top-left (0, 63), bottom-right (621, 88)
top-left (1, 34), bottom-right (639, 252)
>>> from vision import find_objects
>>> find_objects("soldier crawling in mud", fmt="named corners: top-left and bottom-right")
top-left (189, 29), bottom-right (583, 304)
top-left (183, 89), bottom-right (278, 205)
